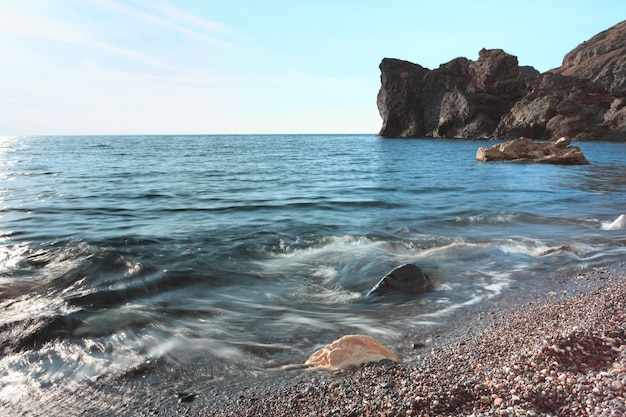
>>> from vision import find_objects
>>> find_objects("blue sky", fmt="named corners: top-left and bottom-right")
top-left (1, 1), bottom-right (624, 135)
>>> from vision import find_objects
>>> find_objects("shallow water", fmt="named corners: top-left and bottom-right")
top-left (0, 134), bottom-right (625, 402)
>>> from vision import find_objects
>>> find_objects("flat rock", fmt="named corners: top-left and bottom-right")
top-left (304, 335), bottom-right (398, 370)
top-left (476, 136), bottom-right (589, 164)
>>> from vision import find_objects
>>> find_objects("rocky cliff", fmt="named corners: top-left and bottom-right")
top-left (378, 20), bottom-right (626, 141)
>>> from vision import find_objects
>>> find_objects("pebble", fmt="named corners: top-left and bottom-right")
top-left (212, 271), bottom-right (626, 417)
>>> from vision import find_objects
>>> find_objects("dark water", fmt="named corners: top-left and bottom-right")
top-left (1, 134), bottom-right (625, 402)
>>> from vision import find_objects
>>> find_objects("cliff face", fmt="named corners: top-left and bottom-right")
top-left (554, 20), bottom-right (626, 95)
top-left (378, 20), bottom-right (626, 141)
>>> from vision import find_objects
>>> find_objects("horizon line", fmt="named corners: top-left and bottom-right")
top-left (2, 132), bottom-right (379, 138)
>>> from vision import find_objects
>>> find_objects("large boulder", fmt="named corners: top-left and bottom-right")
top-left (378, 20), bottom-right (626, 142)
top-left (304, 334), bottom-right (398, 370)
top-left (476, 136), bottom-right (589, 164)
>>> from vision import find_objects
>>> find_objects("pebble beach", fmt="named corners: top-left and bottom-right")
top-left (207, 263), bottom-right (626, 417)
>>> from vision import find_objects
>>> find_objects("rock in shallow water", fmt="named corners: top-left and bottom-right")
top-left (367, 263), bottom-right (432, 296)
top-left (476, 136), bottom-right (589, 165)
top-left (304, 334), bottom-right (398, 370)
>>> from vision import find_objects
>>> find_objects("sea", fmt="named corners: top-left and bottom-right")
top-left (1, 134), bottom-right (625, 409)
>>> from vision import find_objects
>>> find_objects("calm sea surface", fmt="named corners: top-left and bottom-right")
top-left (1, 134), bottom-right (625, 401)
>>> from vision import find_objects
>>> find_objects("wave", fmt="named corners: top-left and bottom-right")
top-left (157, 199), bottom-right (406, 214)
top-left (601, 214), bottom-right (626, 230)
top-left (0, 240), bottom-right (96, 299)
top-left (453, 211), bottom-right (606, 229)
top-left (2, 227), bottom-right (625, 392)
top-left (252, 229), bottom-right (626, 303)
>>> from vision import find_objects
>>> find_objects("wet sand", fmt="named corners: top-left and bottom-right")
top-left (4, 262), bottom-right (625, 416)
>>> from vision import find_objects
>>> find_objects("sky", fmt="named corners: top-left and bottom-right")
top-left (1, 1), bottom-right (624, 135)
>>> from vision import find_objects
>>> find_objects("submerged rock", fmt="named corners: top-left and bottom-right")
top-left (476, 136), bottom-right (589, 164)
top-left (538, 245), bottom-right (573, 256)
top-left (367, 263), bottom-right (433, 296)
top-left (304, 334), bottom-right (398, 370)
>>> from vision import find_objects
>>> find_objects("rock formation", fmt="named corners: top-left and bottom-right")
top-left (476, 136), bottom-right (589, 164)
top-left (493, 72), bottom-right (614, 141)
top-left (378, 20), bottom-right (626, 142)
top-left (304, 334), bottom-right (398, 370)
top-left (554, 21), bottom-right (626, 95)
top-left (366, 263), bottom-right (432, 296)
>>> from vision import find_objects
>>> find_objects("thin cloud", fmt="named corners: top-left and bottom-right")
top-left (0, 5), bottom-right (157, 65)
top-left (0, 1), bottom-right (243, 80)
top-left (90, 0), bottom-right (236, 48)
top-left (152, 1), bottom-right (236, 35)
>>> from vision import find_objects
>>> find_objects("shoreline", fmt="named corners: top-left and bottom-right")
top-left (208, 262), bottom-right (626, 416)
top-left (5, 262), bottom-right (625, 416)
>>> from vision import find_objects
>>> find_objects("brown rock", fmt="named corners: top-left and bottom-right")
top-left (495, 73), bottom-right (613, 141)
top-left (553, 20), bottom-right (626, 95)
top-left (304, 335), bottom-right (398, 370)
top-left (378, 20), bottom-right (626, 142)
top-left (377, 58), bottom-right (430, 137)
top-left (476, 137), bottom-right (589, 164)
top-left (378, 49), bottom-right (532, 139)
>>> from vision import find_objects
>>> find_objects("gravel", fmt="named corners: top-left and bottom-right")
top-left (205, 265), bottom-right (626, 417)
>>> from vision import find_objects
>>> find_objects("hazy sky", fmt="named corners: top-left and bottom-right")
top-left (1, 1), bottom-right (624, 135)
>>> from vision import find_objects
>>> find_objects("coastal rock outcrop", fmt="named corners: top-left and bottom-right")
top-left (378, 20), bottom-right (626, 141)
top-left (305, 335), bottom-right (398, 370)
top-left (494, 73), bottom-right (614, 141)
top-left (366, 263), bottom-right (432, 296)
top-left (476, 136), bottom-right (589, 164)
top-left (553, 20), bottom-right (626, 95)
top-left (378, 49), bottom-right (536, 139)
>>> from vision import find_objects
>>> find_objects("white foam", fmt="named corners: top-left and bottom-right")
top-left (602, 214), bottom-right (626, 230)
top-left (464, 213), bottom-right (519, 224)
top-left (414, 239), bottom-right (476, 258)
top-left (0, 242), bottom-right (32, 274)
top-left (312, 266), bottom-right (338, 282)
top-left (254, 234), bottom-right (420, 286)
top-left (420, 269), bottom-right (511, 319)
top-left (420, 294), bottom-right (486, 319)
top-left (268, 235), bottom-right (399, 262)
